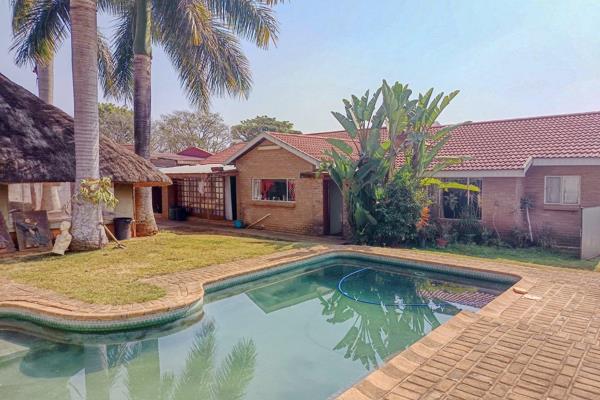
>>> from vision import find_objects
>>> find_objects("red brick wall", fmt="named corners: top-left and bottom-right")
top-left (521, 165), bottom-right (600, 247)
top-left (234, 143), bottom-right (324, 235)
top-left (481, 177), bottom-right (524, 237)
top-left (476, 166), bottom-right (600, 247)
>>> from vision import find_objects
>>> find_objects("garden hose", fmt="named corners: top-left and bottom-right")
top-left (337, 268), bottom-right (430, 307)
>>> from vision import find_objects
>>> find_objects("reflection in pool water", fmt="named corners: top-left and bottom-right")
top-left (0, 258), bottom-right (511, 399)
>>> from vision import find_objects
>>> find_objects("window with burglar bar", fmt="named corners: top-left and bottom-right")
top-left (252, 179), bottom-right (295, 201)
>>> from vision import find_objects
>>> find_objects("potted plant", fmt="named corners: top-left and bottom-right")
top-left (436, 221), bottom-right (453, 248)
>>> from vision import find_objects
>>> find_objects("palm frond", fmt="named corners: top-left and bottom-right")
top-left (98, 31), bottom-right (117, 98)
top-left (154, 3), bottom-right (252, 110)
top-left (10, 0), bottom-right (70, 66)
top-left (172, 0), bottom-right (214, 46)
top-left (10, 0), bottom-right (34, 31)
top-left (171, 322), bottom-right (216, 399)
top-left (203, 0), bottom-right (279, 48)
top-left (211, 339), bottom-right (257, 400)
top-left (98, 0), bottom-right (134, 14)
top-left (109, 3), bottom-right (136, 102)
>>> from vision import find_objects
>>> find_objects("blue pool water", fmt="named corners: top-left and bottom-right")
top-left (0, 255), bottom-right (512, 399)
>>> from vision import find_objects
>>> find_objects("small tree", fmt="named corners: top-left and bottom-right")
top-left (231, 115), bottom-right (300, 142)
top-left (99, 103), bottom-right (134, 144)
top-left (152, 111), bottom-right (230, 153)
top-left (520, 196), bottom-right (534, 242)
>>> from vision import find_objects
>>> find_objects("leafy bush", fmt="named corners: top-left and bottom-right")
top-left (536, 224), bottom-right (557, 249)
top-left (358, 174), bottom-right (422, 246)
top-left (438, 221), bottom-right (455, 241)
top-left (453, 209), bottom-right (484, 244)
top-left (508, 226), bottom-right (531, 248)
top-left (418, 221), bottom-right (440, 247)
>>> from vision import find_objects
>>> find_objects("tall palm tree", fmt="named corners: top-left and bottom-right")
top-left (10, 0), bottom-right (115, 231)
top-left (10, 0), bottom-right (115, 101)
top-left (106, 0), bottom-right (280, 236)
top-left (70, 0), bottom-right (108, 249)
top-left (11, 0), bottom-right (281, 238)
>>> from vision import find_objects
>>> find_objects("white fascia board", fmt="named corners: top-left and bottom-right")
top-left (433, 170), bottom-right (526, 178)
top-left (530, 157), bottom-right (600, 167)
top-left (223, 133), bottom-right (320, 167)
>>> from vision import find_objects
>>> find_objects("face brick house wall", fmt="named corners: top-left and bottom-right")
top-left (521, 165), bottom-right (600, 247)
top-left (234, 142), bottom-right (325, 235)
top-left (475, 166), bottom-right (600, 248)
top-left (480, 177), bottom-right (524, 238)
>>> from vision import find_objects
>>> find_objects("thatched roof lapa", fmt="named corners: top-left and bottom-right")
top-left (0, 73), bottom-right (171, 186)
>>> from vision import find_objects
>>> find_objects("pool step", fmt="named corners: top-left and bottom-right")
top-left (0, 339), bottom-right (28, 363)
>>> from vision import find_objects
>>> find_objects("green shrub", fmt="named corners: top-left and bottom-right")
top-left (509, 226), bottom-right (531, 248)
top-left (454, 209), bottom-right (484, 244)
top-left (536, 224), bottom-right (557, 249)
top-left (418, 219), bottom-right (441, 247)
top-left (359, 174), bottom-right (422, 246)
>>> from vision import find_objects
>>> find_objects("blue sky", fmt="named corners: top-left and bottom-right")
top-left (1, 0), bottom-right (599, 132)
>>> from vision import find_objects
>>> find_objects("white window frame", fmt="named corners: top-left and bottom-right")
top-left (544, 176), bottom-right (581, 205)
top-left (252, 178), bottom-right (296, 202)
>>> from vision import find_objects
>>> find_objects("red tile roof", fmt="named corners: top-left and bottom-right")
top-left (267, 111), bottom-right (600, 171)
top-left (437, 111), bottom-right (600, 171)
top-left (119, 144), bottom-right (208, 164)
top-left (200, 142), bottom-right (247, 164)
top-left (269, 132), bottom-right (359, 162)
top-left (177, 146), bottom-right (212, 158)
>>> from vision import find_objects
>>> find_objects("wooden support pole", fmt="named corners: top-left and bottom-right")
top-left (246, 213), bottom-right (271, 229)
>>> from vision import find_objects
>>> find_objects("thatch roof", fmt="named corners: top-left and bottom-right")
top-left (0, 73), bottom-right (171, 186)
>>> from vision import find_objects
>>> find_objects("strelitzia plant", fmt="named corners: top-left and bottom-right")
top-left (321, 88), bottom-right (390, 235)
top-left (321, 80), bottom-right (479, 244)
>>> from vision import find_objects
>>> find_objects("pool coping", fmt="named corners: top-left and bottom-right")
top-left (0, 246), bottom-right (523, 333)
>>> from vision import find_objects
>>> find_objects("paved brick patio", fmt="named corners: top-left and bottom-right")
top-left (335, 247), bottom-right (600, 400)
top-left (1, 236), bottom-right (599, 399)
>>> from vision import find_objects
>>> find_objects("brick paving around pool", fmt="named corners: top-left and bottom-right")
top-left (336, 247), bottom-right (600, 400)
top-left (1, 241), bottom-right (600, 399)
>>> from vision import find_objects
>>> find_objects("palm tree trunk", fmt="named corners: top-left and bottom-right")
top-left (133, 0), bottom-right (158, 236)
top-left (36, 57), bottom-right (62, 212)
top-left (36, 59), bottom-right (54, 103)
top-left (70, 0), bottom-right (107, 250)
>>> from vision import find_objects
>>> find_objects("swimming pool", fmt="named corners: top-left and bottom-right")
top-left (0, 253), bottom-right (515, 399)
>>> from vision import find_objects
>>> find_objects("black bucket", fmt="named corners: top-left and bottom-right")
top-left (168, 207), bottom-right (178, 220)
top-left (175, 207), bottom-right (187, 221)
top-left (113, 217), bottom-right (133, 240)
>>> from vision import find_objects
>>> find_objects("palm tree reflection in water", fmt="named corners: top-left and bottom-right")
top-left (54, 319), bottom-right (256, 400)
top-left (319, 269), bottom-right (461, 371)
top-left (157, 321), bottom-right (256, 400)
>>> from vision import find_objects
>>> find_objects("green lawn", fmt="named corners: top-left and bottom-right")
top-left (423, 243), bottom-right (600, 271)
top-left (0, 231), bottom-right (300, 305)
